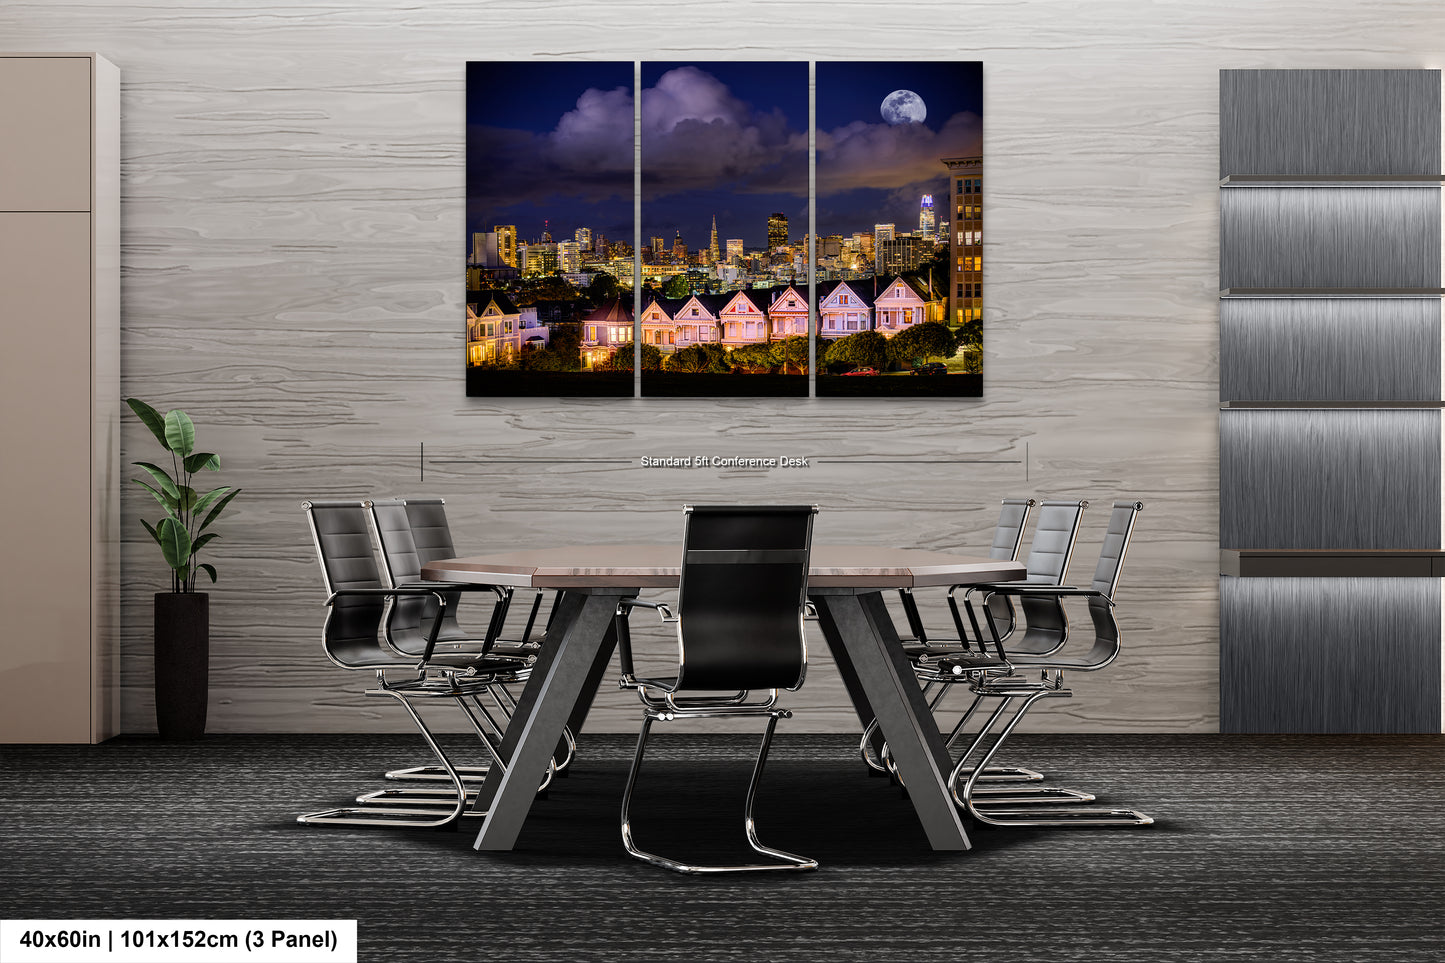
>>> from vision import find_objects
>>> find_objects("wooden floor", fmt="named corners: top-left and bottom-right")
top-left (3, 733), bottom-right (1443, 961)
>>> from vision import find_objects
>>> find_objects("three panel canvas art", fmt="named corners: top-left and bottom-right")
top-left (465, 61), bottom-right (982, 398)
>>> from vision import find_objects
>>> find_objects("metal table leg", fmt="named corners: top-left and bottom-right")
top-left (471, 589), bottom-right (630, 850)
top-left (811, 589), bottom-right (971, 852)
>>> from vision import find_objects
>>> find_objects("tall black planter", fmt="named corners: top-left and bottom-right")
top-left (154, 592), bottom-right (209, 740)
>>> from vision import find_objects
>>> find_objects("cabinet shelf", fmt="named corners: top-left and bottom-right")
top-left (1220, 174), bottom-right (1445, 188)
top-left (1220, 288), bottom-right (1445, 299)
top-left (1222, 549), bottom-right (1445, 578)
top-left (1221, 400), bottom-right (1445, 409)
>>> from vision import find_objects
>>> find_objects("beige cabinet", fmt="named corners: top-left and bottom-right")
top-left (0, 54), bottom-right (120, 743)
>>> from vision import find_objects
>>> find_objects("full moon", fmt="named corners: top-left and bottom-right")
top-left (881, 89), bottom-right (926, 125)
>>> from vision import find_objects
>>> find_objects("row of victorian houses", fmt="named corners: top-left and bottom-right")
top-left (466, 276), bottom-right (945, 370)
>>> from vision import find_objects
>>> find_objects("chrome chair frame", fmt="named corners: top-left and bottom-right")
top-left (297, 499), bottom-right (532, 829)
top-left (614, 504), bottom-right (819, 874)
top-left (943, 501), bottom-right (1152, 828)
top-left (365, 497), bottom-right (572, 788)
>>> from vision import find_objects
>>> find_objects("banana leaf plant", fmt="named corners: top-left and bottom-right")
top-left (126, 399), bottom-right (241, 593)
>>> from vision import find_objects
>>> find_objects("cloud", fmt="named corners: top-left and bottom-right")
top-left (468, 84), bottom-right (635, 212)
top-left (641, 67), bottom-right (807, 197)
top-left (816, 110), bottom-right (982, 195)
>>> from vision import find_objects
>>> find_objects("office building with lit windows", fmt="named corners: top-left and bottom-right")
top-left (942, 155), bottom-right (982, 325)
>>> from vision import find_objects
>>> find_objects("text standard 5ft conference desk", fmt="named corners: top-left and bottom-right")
top-left (421, 545), bottom-right (1025, 853)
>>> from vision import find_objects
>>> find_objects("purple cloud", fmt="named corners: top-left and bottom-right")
top-left (641, 67), bottom-right (807, 196)
top-left (817, 110), bottom-right (982, 195)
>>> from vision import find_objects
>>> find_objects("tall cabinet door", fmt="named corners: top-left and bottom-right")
top-left (0, 213), bottom-right (94, 742)
top-left (0, 53), bottom-right (119, 744)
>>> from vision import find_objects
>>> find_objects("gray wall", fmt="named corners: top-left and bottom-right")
top-left (6, 0), bottom-right (1443, 734)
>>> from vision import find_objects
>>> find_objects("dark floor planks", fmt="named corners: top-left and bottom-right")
top-left (3, 733), bottom-right (1443, 962)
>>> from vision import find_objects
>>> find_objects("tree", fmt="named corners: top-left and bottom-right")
top-left (769, 335), bottom-right (810, 374)
top-left (664, 342), bottom-right (731, 374)
top-left (728, 342), bottom-right (775, 373)
top-left (955, 316), bottom-right (982, 351)
top-left (661, 274), bottom-right (692, 299)
top-left (586, 272), bottom-right (620, 303)
top-left (823, 330), bottom-right (889, 371)
top-left (887, 321), bottom-right (957, 368)
top-left (595, 341), bottom-right (662, 371)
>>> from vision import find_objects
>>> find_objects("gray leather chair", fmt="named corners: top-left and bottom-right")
top-left (942, 500), bottom-right (1153, 827)
top-left (614, 505), bottom-right (819, 874)
top-left (298, 499), bottom-right (526, 828)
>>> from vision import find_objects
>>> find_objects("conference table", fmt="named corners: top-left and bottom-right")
top-left (421, 544), bottom-right (1025, 853)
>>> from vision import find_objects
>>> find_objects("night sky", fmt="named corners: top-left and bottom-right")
top-left (641, 62), bottom-right (809, 252)
top-left (466, 61), bottom-right (635, 248)
top-left (815, 61), bottom-right (983, 240)
top-left (464, 61), bottom-right (981, 255)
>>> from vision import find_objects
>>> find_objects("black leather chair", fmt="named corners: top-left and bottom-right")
top-left (942, 500), bottom-right (1152, 827)
top-left (364, 497), bottom-right (568, 793)
top-left (614, 505), bottom-right (819, 874)
top-left (298, 499), bottom-right (527, 828)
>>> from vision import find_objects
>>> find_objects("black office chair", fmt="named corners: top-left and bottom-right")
top-left (298, 499), bottom-right (527, 828)
top-left (942, 500), bottom-right (1152, 828)
top-left (862, 498), bottom-right (1037, 777)
top-left (363, 497), bottom-right (569, 795)
top-left (614, 505), bottom-right (819, 874)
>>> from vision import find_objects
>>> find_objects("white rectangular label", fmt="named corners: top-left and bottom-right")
top-left (0, 921), bottom-right (357, 963)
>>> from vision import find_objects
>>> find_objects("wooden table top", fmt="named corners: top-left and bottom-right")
top-left (421, 544), bottom-right (1025, 590)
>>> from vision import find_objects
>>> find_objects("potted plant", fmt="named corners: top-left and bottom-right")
top-left (126, 399), bottom-right (240, 740)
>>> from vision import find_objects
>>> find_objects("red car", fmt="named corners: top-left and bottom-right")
top-left (842, 366), bottom-right (878, 376)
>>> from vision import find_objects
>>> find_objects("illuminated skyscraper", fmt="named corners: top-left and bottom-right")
top-left (768, 212), bottom-right (788, 250)
top-left (651, 236), bottom-right (665, 259)
top-left (671, 231), bottom-right (687, 263)
top-left (874, 223), bottom-right (895, 243)
top-left (709, 215), bottom-right (720, 263)
top-left (919, 195), bottom-right (935, 236)
top-left (493, 225), bottom-right (518, 268)
top-left (575, 227), bottom-right (592, 251)
top-left (942, 155), bottom-right (983, 326)
top-left (726, 238), bottom-right (743, 262)
top-left (558, 241), bottom-right (580, 273)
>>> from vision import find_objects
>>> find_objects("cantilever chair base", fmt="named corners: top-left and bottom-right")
top-left (621, 710), bottom-right (817, 874)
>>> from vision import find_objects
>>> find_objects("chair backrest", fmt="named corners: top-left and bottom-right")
top-left (368, 497), bottom-right (469, 655)
top-left (403, 498), bottom-right (458, 566)
top-left (1075, 501), bottom-right (1143, 670)
top-left (989, 497), bottom-right (1036, 561)
top-left (1022, 499), bottom-right (1088, 584)
top-left (674, 505), bottom-right (817, 692)
top-left (983, 497), bottom-right (1036, 638)
top-left (303, 499), bottom-right (393, 669)
top-left (1091, 501), bottom-right (1143, 599)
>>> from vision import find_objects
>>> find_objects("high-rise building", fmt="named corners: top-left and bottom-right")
top-left (494, 225), bottom-right (518, 268)
top-left (558, 241), bottom-right (580, 273)
top-left (768, 212), bottom-right (788, 250)
top-left (726, 238), bottom-right (743, 262)
top-left (709, 215), bottom-right (720, 263)
top-left (919, 195), bottom-right (935, 236)
top-left (651, 236), bottom-right (665, 259)
top-left (671, 231), bottom-right (687, 263)
top-left (595, 234), bottom-right (607, 258)
top-left (876, 235), bottom-right (923, 274)
top-left (874, 223), bottom-right (895, 244)
top-left (575, 227), bottom-right (592, 251)
top-left (942, 155), bottom-right (983, 326)
top-left (859, 232), bottom-right (875, 261)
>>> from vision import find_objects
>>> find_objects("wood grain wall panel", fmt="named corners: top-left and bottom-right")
top-left (1220, 577), bottom-right (1442, 732)
top-left (1219, 298), bottom-right (1441, 401)
top-left (10, 0), bottom-right (1445, 734)
top-left (1220, 69), bottom-right (1440, 176)
top-left (1219, 189), bottom-right (1441, 289)
top-left (1220, 409), bottom-right (1442, 550)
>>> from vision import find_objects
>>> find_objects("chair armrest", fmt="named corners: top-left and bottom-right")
top-left (618, 598), bottom-right (676, 621)
top-left (804, 601), bottom-right (818, 621)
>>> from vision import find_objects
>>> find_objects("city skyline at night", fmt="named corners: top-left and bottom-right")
top-left (641, 61), bottom-right (809, 252)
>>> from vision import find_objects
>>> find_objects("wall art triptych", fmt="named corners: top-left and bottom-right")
top-left (465, 61), bottom-right (982, 399)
